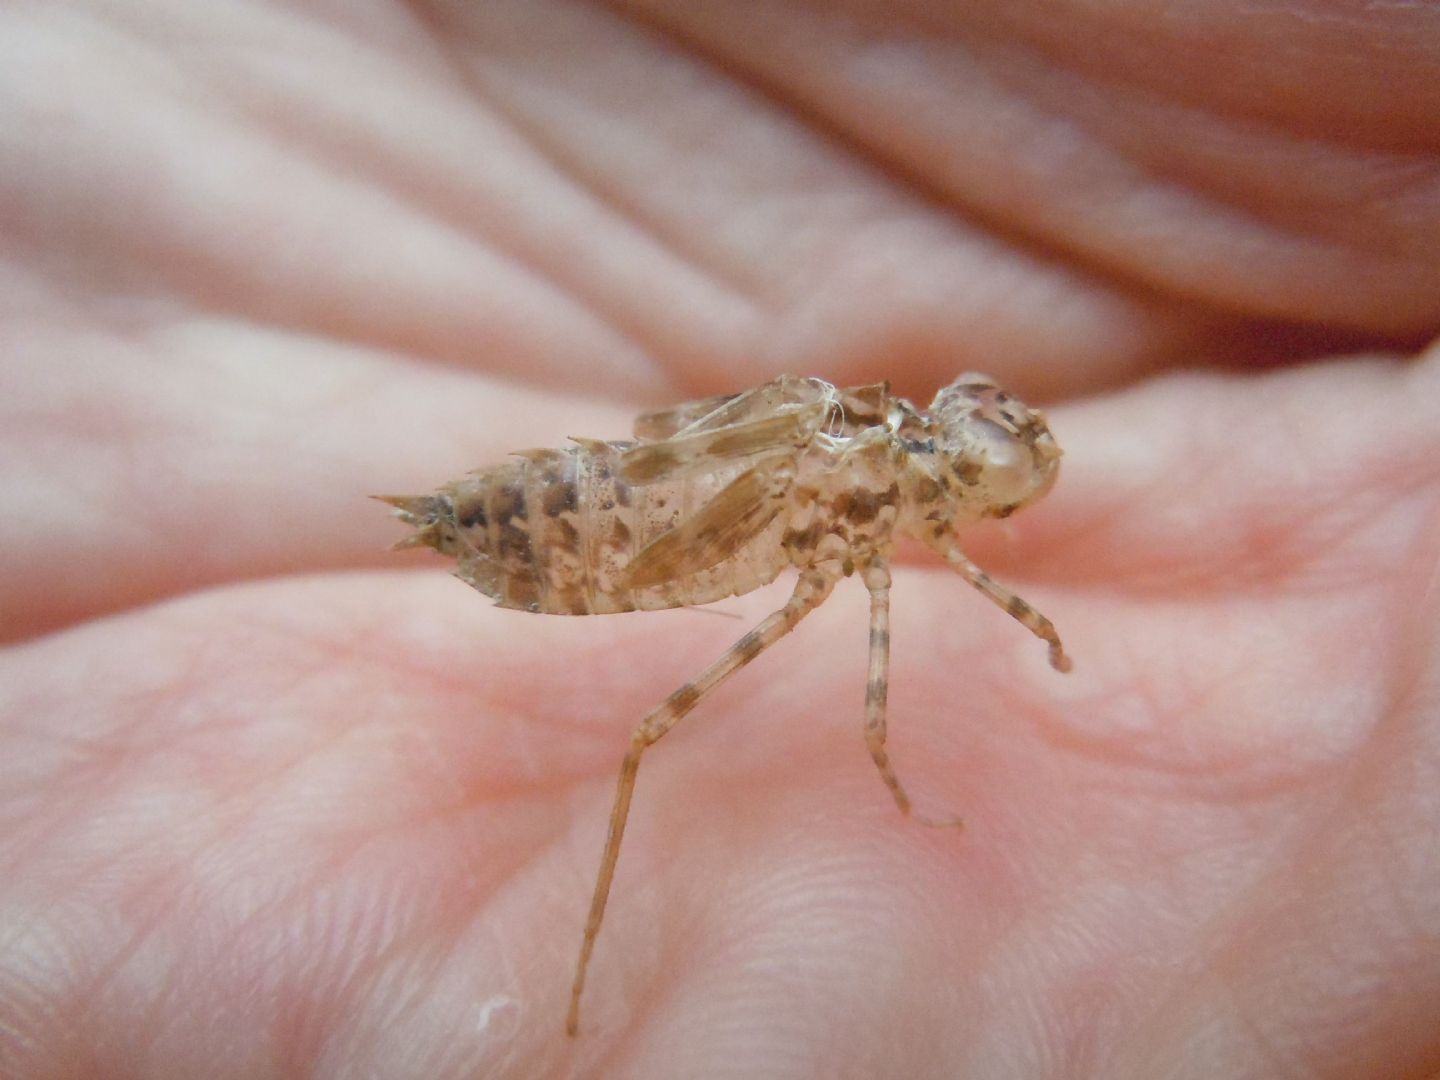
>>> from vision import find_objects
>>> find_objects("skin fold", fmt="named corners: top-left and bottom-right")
top-left (1, 2), bottom-right (1437, 1077)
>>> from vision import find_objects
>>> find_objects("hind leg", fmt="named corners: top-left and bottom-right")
top-left (566, 567), bottom-right (838, 1035)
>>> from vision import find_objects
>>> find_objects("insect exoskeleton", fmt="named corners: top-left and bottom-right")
top-left (378, 372), bottom-right (1070, 1035)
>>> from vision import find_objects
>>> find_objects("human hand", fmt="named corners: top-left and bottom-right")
top-left (2, 3), bottom-right (1437, 1078)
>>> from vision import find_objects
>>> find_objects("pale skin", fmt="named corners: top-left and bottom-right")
top-left (2, 2), bottom-right (1440, 1079)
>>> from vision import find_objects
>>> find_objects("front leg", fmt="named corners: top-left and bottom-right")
top-left (934, 535), bottom-right (1072, 673)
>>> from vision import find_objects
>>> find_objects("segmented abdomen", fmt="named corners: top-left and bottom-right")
top-left (416, 442), bottom-right (789, 615)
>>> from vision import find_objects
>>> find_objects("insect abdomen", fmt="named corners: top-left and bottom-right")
top-left (411, 442), bottom-right (789, 615)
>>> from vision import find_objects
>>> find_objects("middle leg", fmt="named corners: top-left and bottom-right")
top-left (862, 562), bottom-right (961, 829)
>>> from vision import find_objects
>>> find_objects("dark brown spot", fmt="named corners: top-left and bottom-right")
top-left (783, 522), bottom-right (824, 553)
top-left (992, 503), bottom-right (1019, 519)
top-left (503, 573), bottom-right (539, 611)
top-left (610, 519), bottom-right (632, 547)
top-left (554, 586), bottom-right (589, 615)
top-left (869, 628), bottom-right (890, 650)
top-left (614, 482), bottom-right (632, 508)
top-left (1007, 596), bottom-right (1031, 618)
top-left (543, 482), bottom-right (578, 517)
top-left (555, 517), bottom-right (581, 552)
top-left (913, 475), bottom-right (943, 504)
top-left (953, 457), bottom-right (983, 485)
top-left (457, 497), bottom-right (488, 529)
top-left (847, 489), bottom-right (881, 524)
top-left (668, 684), bottom-right (701, 714)
top-left (492, 483), bottom-right (527, 526)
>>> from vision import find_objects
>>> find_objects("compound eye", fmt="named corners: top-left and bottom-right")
top-left (969, 418), bottom-right (1035, 503)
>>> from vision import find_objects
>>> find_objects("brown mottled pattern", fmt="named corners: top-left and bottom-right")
top-left (395, 441), bottom-right (794, 616)
top-left (382, 374), bottom-right (1064, 620)
top-left (378, 372), bottom-right (1073, 1038)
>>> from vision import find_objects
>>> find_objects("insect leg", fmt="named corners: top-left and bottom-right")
top-left (937, 538), bottom-right (1071, 672)
top-left (566, 567), bottom-right (839, 1036)
top-left (862, 563), bottom-right (961, 829)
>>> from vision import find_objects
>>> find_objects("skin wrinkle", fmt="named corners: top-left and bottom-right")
top-left (1092, 861), bottom-right (1288, 1075)
top-left (927, 29), bottom-right (1440, 257)
top-left (5, 612), bottom-right (391, 883)
top-left (129, 723), bottom-right (534, 1071)
top-left (594, 6), bottom-right (1110, 236)
top-left (1355, 815), bottom-right (1435, 1014)
top-left (1218, 848), bottom-right (1377, 1077)
top-left (1159, 643), bottom-right (1432, 1079)
top-left (0, 726), bottom-right (199, 886)
top-left (286, 866), bottom-right (469, 1066)
top-left (82, 874), bottom-right (212, 1070)
top-left (1230, 988), bottom-right (1319, 1080)
top-left (597, 799), bottom-right (826, 1072)
top-left (335, 819), bottom-right (571, 1058)
top-left (0, 357), bottom-right (620, 644)
top-left (418, 2), bottom-right (1185, 395)
top-left (458, 0), bottom-right (1144, 388)
top-left (432, 18), bottom-right (773, 309)
top-left (1020, 669), bottom-right (1322, 801)
top-left (785, 0), bottom-right (1440, 151)
top-left (9, 8), bottom-right (665, 395)
top-left (604, 0), bottom-right (1440, 332)
top-left (599, 0), bottom-right (1191, 314)
top-left (1388, 498), bottom-right (1440, 720)
top-left (389, 2), bottom-right (765, 374)
top-left (11, 845), bottom-right (211, 1071)
top-left (200, 66), bottom-right (667, 392)
top-left (1354, 499), bottom-right (1440, 952)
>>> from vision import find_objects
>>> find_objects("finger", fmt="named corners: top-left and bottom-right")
top-left (409, 0), bottom-right (1222, 399)
top-left (0, 343), bottom-right (630, 641)
top-left (603, 0), bottom-right (1440, 340)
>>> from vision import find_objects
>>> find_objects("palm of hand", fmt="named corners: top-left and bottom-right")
top-left (2, 3), bottom-right (1437, 1078)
